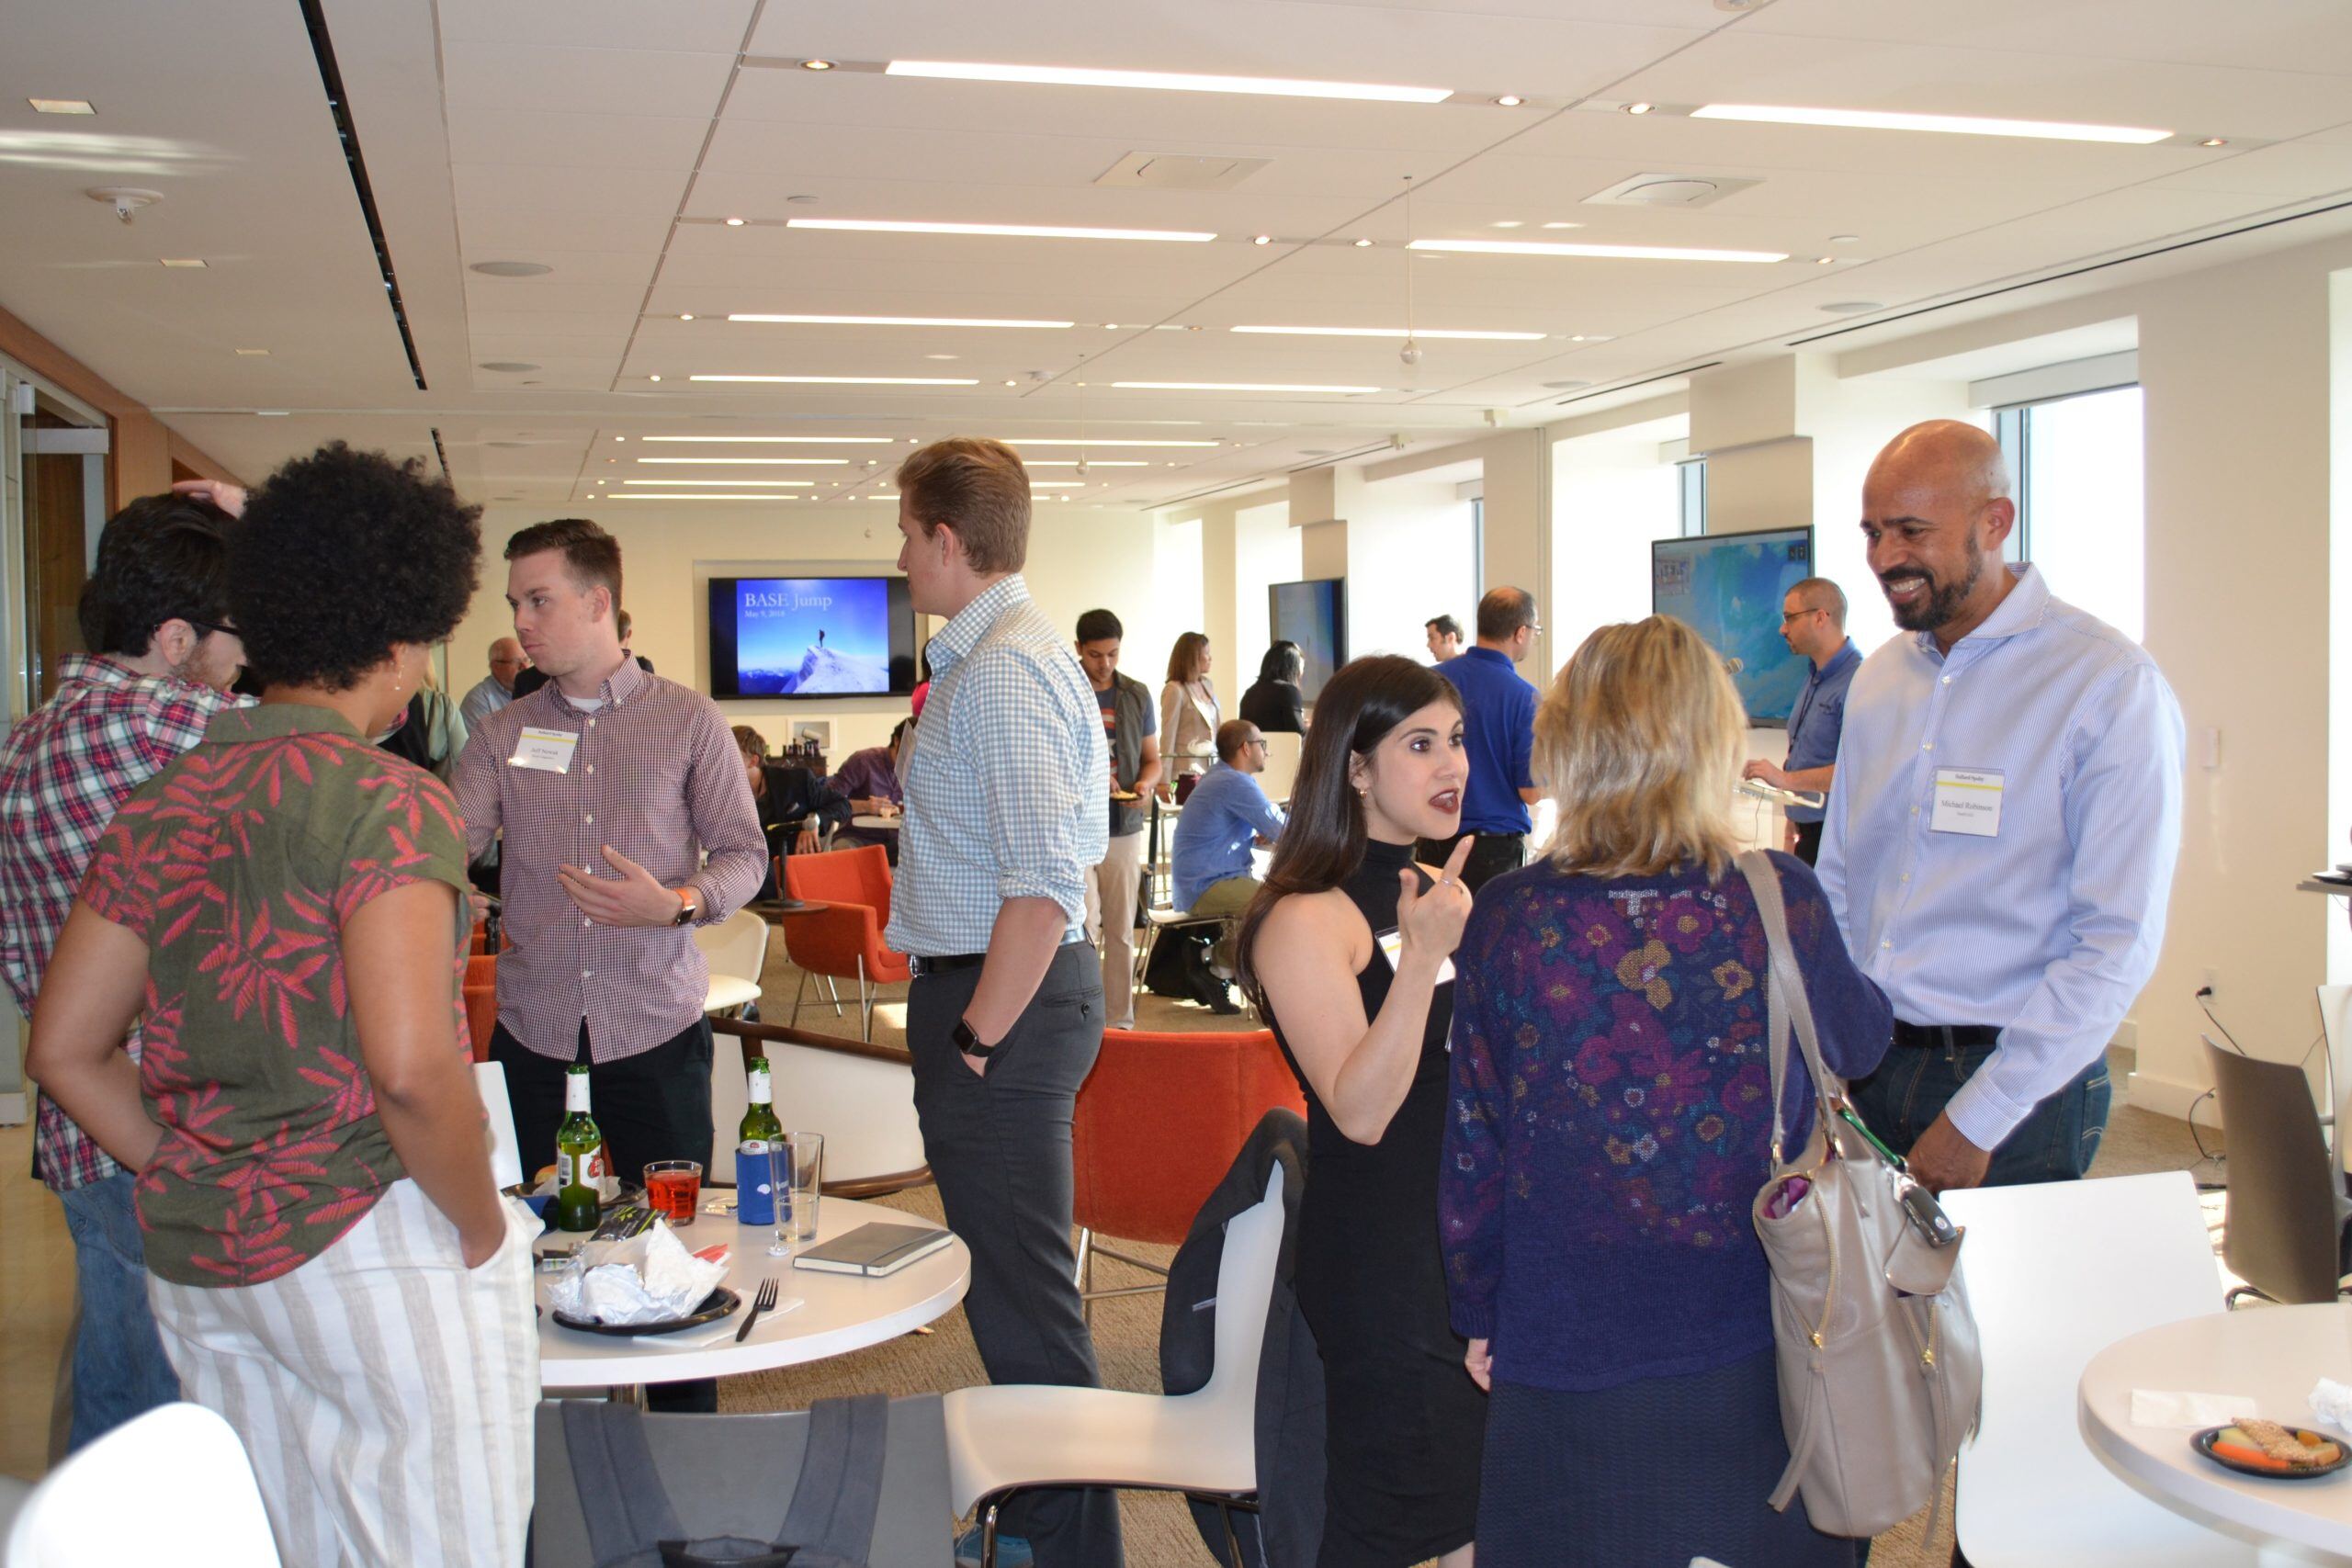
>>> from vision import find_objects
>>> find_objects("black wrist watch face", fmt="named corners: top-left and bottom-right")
top-left (952, 1017), bottom-right (996, 1058)
top-left (673, 897), bottom-right (696, 926)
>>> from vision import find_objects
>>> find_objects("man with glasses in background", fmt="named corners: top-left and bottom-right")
top-left (1743, 576), bottom-right (1860, 865)
top-left (0, 479), bottom-right (249, 1454)
top-left (1170, 719), bottom-right (1286, 1004)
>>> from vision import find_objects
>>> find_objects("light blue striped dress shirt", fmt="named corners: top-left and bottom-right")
top-left (885, 574), bottom-right (1109, 957)
top-left (1816, 566), bottom-right (2186, 1150)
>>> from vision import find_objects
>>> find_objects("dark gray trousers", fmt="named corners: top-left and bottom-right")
top-left (907, 942), bottom-right (1123, 1568)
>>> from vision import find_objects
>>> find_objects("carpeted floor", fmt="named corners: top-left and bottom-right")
top-left (742, 935), bottom-right (2222, 1568)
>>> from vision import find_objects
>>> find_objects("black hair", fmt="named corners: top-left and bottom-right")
top-left (505, 517), bottom-right (622, 616)
top-left (77, 492), bottom-right (236, 657)
top-left (229, 443), bottom-right (481, 692)
top-left (1235, 655), bottom-right (1461, 1009)
top-left (1258, 640), bottom-right (1305, 684)
top-left (1425, 613), bottom-right (1464, 640)
top-left (1075, 607), bottom-right (1123, 644)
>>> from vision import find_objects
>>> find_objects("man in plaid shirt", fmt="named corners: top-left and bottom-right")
top-left (0, 482), bottom-right (248, 1453)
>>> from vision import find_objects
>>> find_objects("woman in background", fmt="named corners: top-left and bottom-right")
top-left (29, 443), bottom-right (537, 1568)
top-left (1442, 615), bottom-right (1890, 1568)
top-left (1159, 630), bottom-right (1219, 800)
top-left (1239, 639), bottom-right (1307, 736)
top-left (1238, 654), bottom-right (1482, 1568)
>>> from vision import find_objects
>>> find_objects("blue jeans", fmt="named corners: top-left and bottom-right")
top-left (1849, 1042), bottom-right (2111, 1186)
top-left (56, 1171), bottom-right (182, 1452)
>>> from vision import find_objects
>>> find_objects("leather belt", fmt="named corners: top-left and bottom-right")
top-left (907, 953), bottom-right (988, 978)
top-left (1892, 1021), bottom-right (2002, 1050)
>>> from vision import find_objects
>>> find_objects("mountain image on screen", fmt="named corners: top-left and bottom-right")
top-left (734, 578), bottom-right (891, 696)
top-left (1652, 531), bottom-right (1814, 724)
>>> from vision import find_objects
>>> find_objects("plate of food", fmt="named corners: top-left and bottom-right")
top-left (2194, 1419), bottom-right (2349, 1479)
top-left (550, 1286), bottom-right (741, 1337)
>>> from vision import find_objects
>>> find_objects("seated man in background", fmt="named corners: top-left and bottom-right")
top-left (734, 724), bottom-right (852, 899)
top-left (1171, 719), bottom-right (1287, 995)
top-left (833, 718), bottom-right (909, 863)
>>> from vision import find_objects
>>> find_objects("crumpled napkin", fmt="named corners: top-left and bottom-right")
top-left (547, 1221), bottom-right (728, 1325)
top-left (2311, 1378), bottom-right (2352, 1430)
top-left (2132, 1389), bottom-right (2256, 1428)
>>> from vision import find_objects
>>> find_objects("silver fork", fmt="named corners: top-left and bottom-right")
top-left (735, 1277), bottom-right (780, 1342)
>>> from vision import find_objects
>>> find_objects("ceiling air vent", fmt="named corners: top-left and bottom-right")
top-left (1583, 172), bottom-right (1759, 209)
top-left (1095, 152), bottom-right (1270, 191)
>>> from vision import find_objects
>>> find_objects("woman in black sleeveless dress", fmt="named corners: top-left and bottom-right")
top-left (1237, 655), bottom-right (1485, 1568)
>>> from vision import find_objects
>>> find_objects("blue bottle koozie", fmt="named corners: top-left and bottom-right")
top-left (738, 1141), bottom-right (777, 1226)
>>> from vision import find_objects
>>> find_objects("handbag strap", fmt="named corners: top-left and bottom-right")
top-left (1735, 851), bottom-right (1844, 1163)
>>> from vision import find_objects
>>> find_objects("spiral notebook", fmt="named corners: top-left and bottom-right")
top-left (789, 1223), bottom-right (955, 1277)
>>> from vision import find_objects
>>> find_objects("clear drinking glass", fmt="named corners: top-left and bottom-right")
top-left (763, 1141), bottom-right (793, 1258)
top-left (786, 1131), bottom-right (824, 1242)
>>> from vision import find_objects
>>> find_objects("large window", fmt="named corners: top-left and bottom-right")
top-left (1994, 384), bottom-right (2145, 641)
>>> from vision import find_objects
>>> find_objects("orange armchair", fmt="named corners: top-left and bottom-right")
top-left (778, 845), bottom-right (911, 1042)
top-left (462, 953), bottom-right (499, 1063)
top-left (1070, 1027), bottom-right (1306, 1314)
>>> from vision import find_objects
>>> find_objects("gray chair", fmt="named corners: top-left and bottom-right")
top-left (2203, 1036), bottom-right (2352, 1306)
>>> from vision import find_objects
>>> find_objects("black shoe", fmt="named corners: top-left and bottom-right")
top-left (1202, 981), bottom-right (1241, 1016)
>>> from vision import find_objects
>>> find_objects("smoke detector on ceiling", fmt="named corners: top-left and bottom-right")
top-left (1583, 172), bottom-right (1761, 209)
top-left (87, 186), bottom-right (163, 224)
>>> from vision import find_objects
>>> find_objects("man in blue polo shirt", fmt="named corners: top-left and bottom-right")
top-left (1743, 575), bottom-right (1860, 865)
top-left (1419, 585), bottom-right (1541, 893)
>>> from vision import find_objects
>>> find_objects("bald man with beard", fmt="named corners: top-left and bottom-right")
top-left (1816, 420), bottom-right (2185, 1194)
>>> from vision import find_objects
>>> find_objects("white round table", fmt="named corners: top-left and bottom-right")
top-left (849, 814), bottom-right (901, 831)
top-left (704, 975), bottom-right (762, 1013)
top-left (2080, 1302), bottom-right (2352, 1563)
top-left (537, 1195), bottom-right (968, 1391)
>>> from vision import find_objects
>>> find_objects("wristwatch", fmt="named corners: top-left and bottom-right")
top-left (671, 888), bottom-right (700, 927)
top-left (952, 1016), bottom-right (997, 1060)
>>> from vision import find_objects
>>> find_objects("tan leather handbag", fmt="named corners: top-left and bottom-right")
top-left (1736, 852), bottom-right (1983, 1540)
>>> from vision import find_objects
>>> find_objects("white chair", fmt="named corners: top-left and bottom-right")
top-left (1941, 1171), bottom-right (2256, 1567)
top-left (6, 1403), bottom-right (282, 1566)
top-left (709, 1019), bottom-right (929, 1193)
top-left (473, 1059), bottom-right (524, 1190)
top-left (1134, 904), bottom-right (1223, 991)
top-left (693, 908), bottom-right (770, 1019)
top-left (1257, 731), bottom-right (1303, 805)
top-left (944, 1164), bottom-right (1284, 1566)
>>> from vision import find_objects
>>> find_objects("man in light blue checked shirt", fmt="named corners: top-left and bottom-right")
top-left (884, 437), bottom-right (1118, 1568)
top-left (1821, 421), bottom-right (2185, 1195)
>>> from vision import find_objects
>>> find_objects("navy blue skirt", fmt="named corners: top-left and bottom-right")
top-left (1477, 1348), bottom-right (1861, 1568)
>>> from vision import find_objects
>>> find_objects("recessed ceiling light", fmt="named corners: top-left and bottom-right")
top-left (1252, 234), bottom-right (1272, 245)
top-left (1003, 379), bottom-right (1019, 386)
top-left (479, 360), bottom-right (538, 371)
top-left (613, 493), bottom-right (808, 501)
top-left (1010, 439), bottom-right (1220, 447)
top-left (649, 373), bottom-right (662, 381)
top-left (1031, 480), bottom-right (1091, 488)
top-left (470, 260), bottom-right (553, 276)
top-left (690, 374), bottom-right (980, 386)
top-left (1818, 300), bottom-right (1883, 314)
top-left (1408, 238), bottom-right (1786, 263)
top-left (924, 353), bottom-right (959, 360)
top-left (1495, 95), bottom-right (1524, 107)
top-left (1102, 323), bottom-right (1121, 330)
top-left (726, 312), bottom-right (1076, 328)
top-left (1624, 103), bottom-right (1654, 115)
top-left (255, 410), bottom-right (290, 417)
top-left (1491, 220), bottom-right (1524, 229)
top-left (800, 59), bottom-right (835, 71)
top-left (614, 436), bottom-right (627, 442)
top-left (1830, 233), bottom-right (1861, 244)
top-left (30, 98), bottom-right (96, 115)
top-left (1232, 324), bottom-right (1546, 341)
top-left (621, 479), bottom-right (818, 487)
top-left (234, 347), bottom-right (270, 356)
top-left (1542, 380), bottom-right (1593, 390)
top-left (2199, 137), bottom-right (2228, 148)
top-left (1690, 103), bottom-right (2171, 143)
top-left (639, 434), bottom-right (896, 443)
top-left (678, 313), bottom-right (695, 321)
top-left (637, 457), bottom-right (848, 465)
top-left (1566, 333), bottom-right (1613, 343)
top-left (882, 60), bottom-right (1452, 104)
top-left (1815, 255), bottom-right (1836, 265)
top-left (1540, 221), bottom-right (1581, 230)
top-left (1113, 381), bottom-right (1382, 393)
top-left (1352, 238), bottom-right (1374, 248)
top-left (725, 217), bottom-right (747, 227)
top-left (786, 218), bottom-right (1215, 243)
top-left (159, 257), bottom-right (207, 268)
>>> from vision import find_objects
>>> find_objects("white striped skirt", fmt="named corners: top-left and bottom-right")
top-left (147, 1180), bottom-right (541, 1568)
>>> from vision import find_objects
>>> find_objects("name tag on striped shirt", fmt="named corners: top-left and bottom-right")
top-left (509, 726), bottom-right (579, 774)
top-left (1930, 767), bottom-right (2003, 838)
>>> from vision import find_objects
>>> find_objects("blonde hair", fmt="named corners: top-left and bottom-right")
top-left (895, 437), bottom-right (1031, 574)
top-left (1535, 615), bottom-right (1744, 880)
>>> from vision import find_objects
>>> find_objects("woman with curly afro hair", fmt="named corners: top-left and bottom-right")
top-left (30, 442), bottom-right (543, 1568)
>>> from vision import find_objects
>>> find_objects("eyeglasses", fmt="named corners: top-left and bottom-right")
top-left (187, 618), bottom-right (241, 639)
top-left (1781, 608), bottom-right (1821, 623)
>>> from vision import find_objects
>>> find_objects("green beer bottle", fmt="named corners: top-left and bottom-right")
top-left (555, 1064), bottom-right (605, 1234)
top-left (739, 1056), bottom-right (784, 1152)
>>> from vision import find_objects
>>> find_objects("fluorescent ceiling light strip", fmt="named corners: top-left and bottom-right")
top-left (1114, 381), bottom-right (1381, 394)
top-left (690, 374), bottom-right (979, 386)
top-left (1408, 238), bottom-right (1787, 264)
top-left (1008, 439), bottom-right (1219, 447)
top-left (639, 435), bottom-right (897, 444)
top-left (1689, 103), bottom-right (2170, 144)
top-left (786, 218), bottom-right (1214, 243)
top-left (1025, 460), bottom-right (1148, 467)
top-left (883, 60), bottom-right (1451, 104)
top-left (637, 457), bottom-right (847, 465)
top-left (1030, 481), bottom-right (1092, 488)
top-left (612, 494), bottom-right (807, 501)
top-left (621, 479), bottom-right (818, 486)
top-left (1231, 324), bottom-right (1546, 341)
top-left (728, 313), bottom-right (1075, 329)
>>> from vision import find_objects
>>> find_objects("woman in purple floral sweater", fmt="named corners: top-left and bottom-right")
top-left (1441, 615), bottom-right (1892, 1568)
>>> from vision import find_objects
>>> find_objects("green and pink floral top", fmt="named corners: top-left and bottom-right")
top-left (79, 703), bottom-right (472, 1287)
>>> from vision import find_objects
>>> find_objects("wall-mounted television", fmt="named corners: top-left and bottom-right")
top-left (1651, 527), bottom-right (1815, 727)
top-left (1269, 578), bottom-right (1347, 703)
top-left (707, 575), bottom-right (918, 699)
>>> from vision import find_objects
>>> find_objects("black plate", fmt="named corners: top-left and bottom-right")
top-left (551, 1287), bottom-right (740, 1337)
top-left (2193, 1425), bottom-right (2351, 1479)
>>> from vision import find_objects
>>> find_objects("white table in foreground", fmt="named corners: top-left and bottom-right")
top-left (2080, 1302), bottom-right (2352, 1564)
top-left (537, 1195), bottom-right (969, 1389)
top-left (704, 975), bottom-right (762, 1013)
